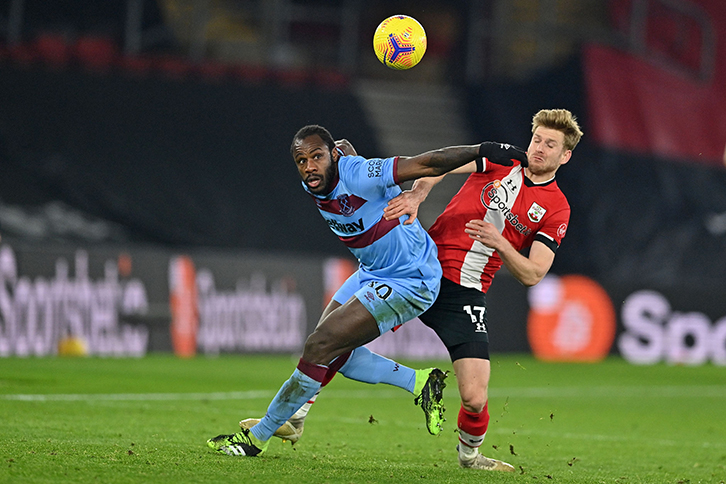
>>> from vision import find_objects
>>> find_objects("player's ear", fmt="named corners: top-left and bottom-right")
top-left (560, 150), bottom-right (572, 166)
top-left (332, 147), bottom-right (343, 163)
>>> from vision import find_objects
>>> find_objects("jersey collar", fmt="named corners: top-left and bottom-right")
top-left (523, 173), bottom-right (556, 187)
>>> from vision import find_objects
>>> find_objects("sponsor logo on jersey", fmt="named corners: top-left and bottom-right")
top-left (367, 158), bottom-right (383, 178)
top-left (481, 180), bottom-right (532, 236)
top-left (527, 202), bottom-right (546, 223)
top-left (557, 223), bottom-right (567, 238)
top-left (481, 180), bottom-right (508, 209)
top-left (327, 217), bottom-right (364, 234)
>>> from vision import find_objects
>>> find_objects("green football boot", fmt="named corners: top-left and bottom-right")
top-left (207, 428), bottom-right (269, 457)
top-left (413, 367), bottom-right (448, 435)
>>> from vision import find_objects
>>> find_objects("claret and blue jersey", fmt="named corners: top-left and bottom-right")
top-left (303, 154), bottom-right (441, 283)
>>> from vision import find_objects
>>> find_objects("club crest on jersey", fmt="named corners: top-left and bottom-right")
top-left (337, 194), bottom-right (354, 216)
top-left (527, 202), bottom-right (546, 223)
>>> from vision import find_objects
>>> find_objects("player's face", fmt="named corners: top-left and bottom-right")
top-left (293, 134), bottom-right (338, 195)
top-left (526, 127), bottom-right (571, 178)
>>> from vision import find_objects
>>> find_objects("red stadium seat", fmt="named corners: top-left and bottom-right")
top-left (196, 61), bottom-right (230, 82)
top-left (34, 32), bottom-right (72, 68)
top-left (74, 35), bottom-right (118, 71)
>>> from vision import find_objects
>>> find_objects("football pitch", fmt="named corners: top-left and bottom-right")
top-left (1, 354), bottom-right (724, 484)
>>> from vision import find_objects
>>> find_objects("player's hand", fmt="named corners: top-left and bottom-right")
top-left (465, 219), bottom-right (506, 249)
top-left (335, 139), bottom-right (357, 156)
top-left (479, 142), bottom-right (528, 167)
top-left (384, 190), bottom-right (422, 225)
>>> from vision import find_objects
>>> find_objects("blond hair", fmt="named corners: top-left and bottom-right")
top-left (532, 109), bottom-right (583, 152)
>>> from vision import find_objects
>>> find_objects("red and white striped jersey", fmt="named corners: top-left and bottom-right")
top-left (428, 160), bottom-right (570, 293)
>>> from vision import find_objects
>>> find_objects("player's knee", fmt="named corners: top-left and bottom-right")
top-left (301, 333), bottom-right (328, 365)
top-left (302, 328), bottom-right (345, 365)
top-left (460, 389), bottom-right (488, 414)
top-left (461, 398), bottom-right (486, 414)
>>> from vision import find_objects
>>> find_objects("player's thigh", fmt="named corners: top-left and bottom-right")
top-left (317, 299), bottom-right (343, 329)
top-left (330, 269), bottom-right (363, 306)
top-left (316, 269), bottom-right (364, 331)
top-left (320, 270), bottom-right (437, 342)
top-left (307, 297), bottom-right (380, 362)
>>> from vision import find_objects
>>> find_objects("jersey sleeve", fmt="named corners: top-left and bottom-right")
top-left (535, 205), bottom-right (570, 253)
top-left (475, 157), bottom-right (485, 172)
top-left (340, 155), bottom-right (398, 197)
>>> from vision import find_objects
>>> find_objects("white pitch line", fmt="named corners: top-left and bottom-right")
top-left (1, 385), bottom-right (725, 402)
top-left (0, 390), bottom-right (274, 402)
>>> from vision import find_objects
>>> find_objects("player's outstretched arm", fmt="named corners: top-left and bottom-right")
top-left (396, 145), bottom-right (481, 182)
top-left (396, 141), bottom-right (528, 182)
top-left (388, 155), bottom-right (483, 224)
top-left (385, 159), bottom-right (479, 224)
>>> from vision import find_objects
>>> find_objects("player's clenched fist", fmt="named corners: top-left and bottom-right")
top-left (479, 142), bottom-right (528, 167)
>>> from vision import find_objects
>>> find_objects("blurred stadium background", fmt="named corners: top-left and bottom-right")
top-left (0, 0), bottom-right (724, 366)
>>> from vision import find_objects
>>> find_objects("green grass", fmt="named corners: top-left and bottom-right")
top-left (1, 354), bottom-right (725, 483)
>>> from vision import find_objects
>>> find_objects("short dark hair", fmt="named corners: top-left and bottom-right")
top-left (290, 125), bottom-right (335, 156)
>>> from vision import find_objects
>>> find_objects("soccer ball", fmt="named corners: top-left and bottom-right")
top-left (373, 15), bottom-right (427, 70)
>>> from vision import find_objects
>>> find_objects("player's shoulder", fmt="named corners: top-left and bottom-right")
top-left (545, 181), bottom-right (569, 206)
top-left (337, 155), bottom-right (364, 178)
top-left (528, 177), bottom-right (569, 211)
top-left (550, 179), bottom-right (569, 204)
top-left (338, 154), bottom-right (382, 171)
top-left (338, 154), bottom-right (360, 168)
top-left (342, 154), bottom-right (394, 181)
top-left (546, 182), bottom-right (570, 214)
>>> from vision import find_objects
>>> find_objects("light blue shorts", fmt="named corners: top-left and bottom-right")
top-left (332, 270), bottom-right (440, 335)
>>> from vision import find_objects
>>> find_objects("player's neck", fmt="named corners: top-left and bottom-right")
top-left (524, 167), bottom-right (556, 184)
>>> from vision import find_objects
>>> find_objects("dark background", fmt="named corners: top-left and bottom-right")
top-left (1, 0), bottom-right (724, 292)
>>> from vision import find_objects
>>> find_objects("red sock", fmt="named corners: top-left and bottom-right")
top-left (457, 402), bottom-right (489, 448)
top-left (296, 358), bottom-right (328, 382)
top-left (321, 350), bottom-right (352, 387)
